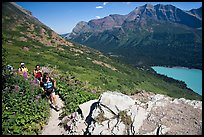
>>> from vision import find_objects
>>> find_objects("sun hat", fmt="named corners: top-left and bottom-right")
top-left (21, 63), bottom-right (25, 66)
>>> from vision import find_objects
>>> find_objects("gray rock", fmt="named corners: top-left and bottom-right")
top-left (79, 99), bottom-right (98, 119)
top-left (62, 91), bottom-right (202, 135)
top-left (144, 124), bottom-right (170, 135)
top-left (99, 91), bottom-right (135, 114)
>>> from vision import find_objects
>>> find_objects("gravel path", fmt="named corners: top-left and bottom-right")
top-left (40, 95), bottom-right (68, 135)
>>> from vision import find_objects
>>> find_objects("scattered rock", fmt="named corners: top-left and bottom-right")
top-left (92, 60), bottom-right (117, 71)
top-left (59, 91), bottom-right (202, 135)
top-left (70, 48), bottom-right (84, 54)
top-left (22, 46), bottom-right (29, 51)
top-left (19, 37), bottom-right (27, 41)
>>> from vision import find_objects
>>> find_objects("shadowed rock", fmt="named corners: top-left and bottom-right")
top-left (62, 91), bottom-right (202, 135)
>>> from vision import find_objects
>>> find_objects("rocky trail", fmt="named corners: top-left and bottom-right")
top-left (39, 91), bottom-right (202, 135)
top-left (40, 95), bottom-right (68, 135)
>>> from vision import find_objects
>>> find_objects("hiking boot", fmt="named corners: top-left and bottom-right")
top-left (50, 103), bottom-right (55, 108)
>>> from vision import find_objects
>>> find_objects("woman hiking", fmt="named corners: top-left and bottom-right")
top-left (33, 64), bottom-right (42, 83)
top-left (42, 72), bottom-right (59, 111)
top-left (18, 62), bottom-right (29, 79)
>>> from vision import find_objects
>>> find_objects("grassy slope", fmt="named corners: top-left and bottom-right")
top-left (2, 2), bottom-right (201, 101)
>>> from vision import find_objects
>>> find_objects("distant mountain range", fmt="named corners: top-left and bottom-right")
top-left (65, 4), bottom-right (202, 69)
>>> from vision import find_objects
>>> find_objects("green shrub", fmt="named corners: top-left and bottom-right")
top-left (57, 75), bottom-right (99, 119)
top-left (2, 70), bottom-right (50, 135)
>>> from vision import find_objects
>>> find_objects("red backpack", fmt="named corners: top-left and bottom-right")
top-left (35, 71), bottom-right (42, 78)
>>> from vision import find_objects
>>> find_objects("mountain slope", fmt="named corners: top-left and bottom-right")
top-left (2, 2), bottom-right (201, 100)
top-left (186, 7), bottom-right (202, 20)
top-left (67, 4), bottom-right (202, 69)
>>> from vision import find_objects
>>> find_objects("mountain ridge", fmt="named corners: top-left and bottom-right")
top-left (69, 4), bottom-right (202, 37)
top-left (67, 4), bottom-right (202, 69)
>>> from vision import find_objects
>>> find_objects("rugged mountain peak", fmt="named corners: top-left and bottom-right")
top-left (70, 3), bottom-right (202, 36)
top-left (130, 3), bottom-right (154, 14)
top-left (109, 14), bottom-right (128, 25)
top-left (144, 3), bottom-right (154, 9)
top-left (72, 13), bottom-right (128, 35)
top-left (120, 4), bottom-right (179, 24)
top-left (67, 3), bottom-right (202, 69)
top-left (88, 16), bottom-right (117, 32)
top-left (186, 7), bottom-right (202, 20)
top-left (154, 3), bottom-right (176, 9)
top-left (71, 21), bottom-right (90, 36)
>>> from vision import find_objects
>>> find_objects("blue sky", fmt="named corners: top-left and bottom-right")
top-left (16, 2), bottom-right (202, 34)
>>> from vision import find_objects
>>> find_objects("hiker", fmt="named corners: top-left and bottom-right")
top-left (5, 64), bottom-right (14, 74)
top-left (33, 64), bottom-right (42, 82)
top-left (6, 64), bottom-right (14, 72)
top-left (18, 63), bottom-right (29, 79)
top-left (42, 72), bottom-right (59, 110)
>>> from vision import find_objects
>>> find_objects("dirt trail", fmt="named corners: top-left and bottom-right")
top-left (40, 95), bottom-right (68, 135)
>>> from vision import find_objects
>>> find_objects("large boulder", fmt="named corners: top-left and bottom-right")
top-left (98, 91), bottom-right (135, 114)
top-left (61, 91), bottom-right (202, 135)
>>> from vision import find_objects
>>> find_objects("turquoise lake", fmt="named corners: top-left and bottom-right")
top-left (152, 66), bottom-right (202, 96)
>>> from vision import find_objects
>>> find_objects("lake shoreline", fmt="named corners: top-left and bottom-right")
top-left (152, 65), bottom-right (202, 71)
top-left (151, 66), bottom-right (202, 96)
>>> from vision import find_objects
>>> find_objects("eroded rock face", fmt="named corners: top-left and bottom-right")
top-left (61, 91), bottom-right (202, 135)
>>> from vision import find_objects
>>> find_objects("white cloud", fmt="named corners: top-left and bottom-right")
top-left (126, 2), bottom-right (131, 5)
top-left (96, 6), bottom-right (103, 9)
top-left (103, 2), bottom-right (109, 6)
top-left (96, 16), bottom-right (101, 19)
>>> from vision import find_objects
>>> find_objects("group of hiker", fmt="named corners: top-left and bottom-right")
top-left (18, 63), bottom-right (59, 110)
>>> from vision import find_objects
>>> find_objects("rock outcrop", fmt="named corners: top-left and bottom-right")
top-left (59, 91), bottom-right (202, 135)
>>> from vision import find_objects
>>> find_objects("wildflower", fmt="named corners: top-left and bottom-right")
top-left (36, 95), bottom-right (41, 99)
top-left (30, 79), bottom-right (39, 86)
top-left (22, 71), bottom-right (28, 79)
top-left (14, 85), bottom-right (20, 92)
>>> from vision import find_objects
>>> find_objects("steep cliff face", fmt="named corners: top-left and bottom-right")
top-left (60, 91), bottom-right (202, 135)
